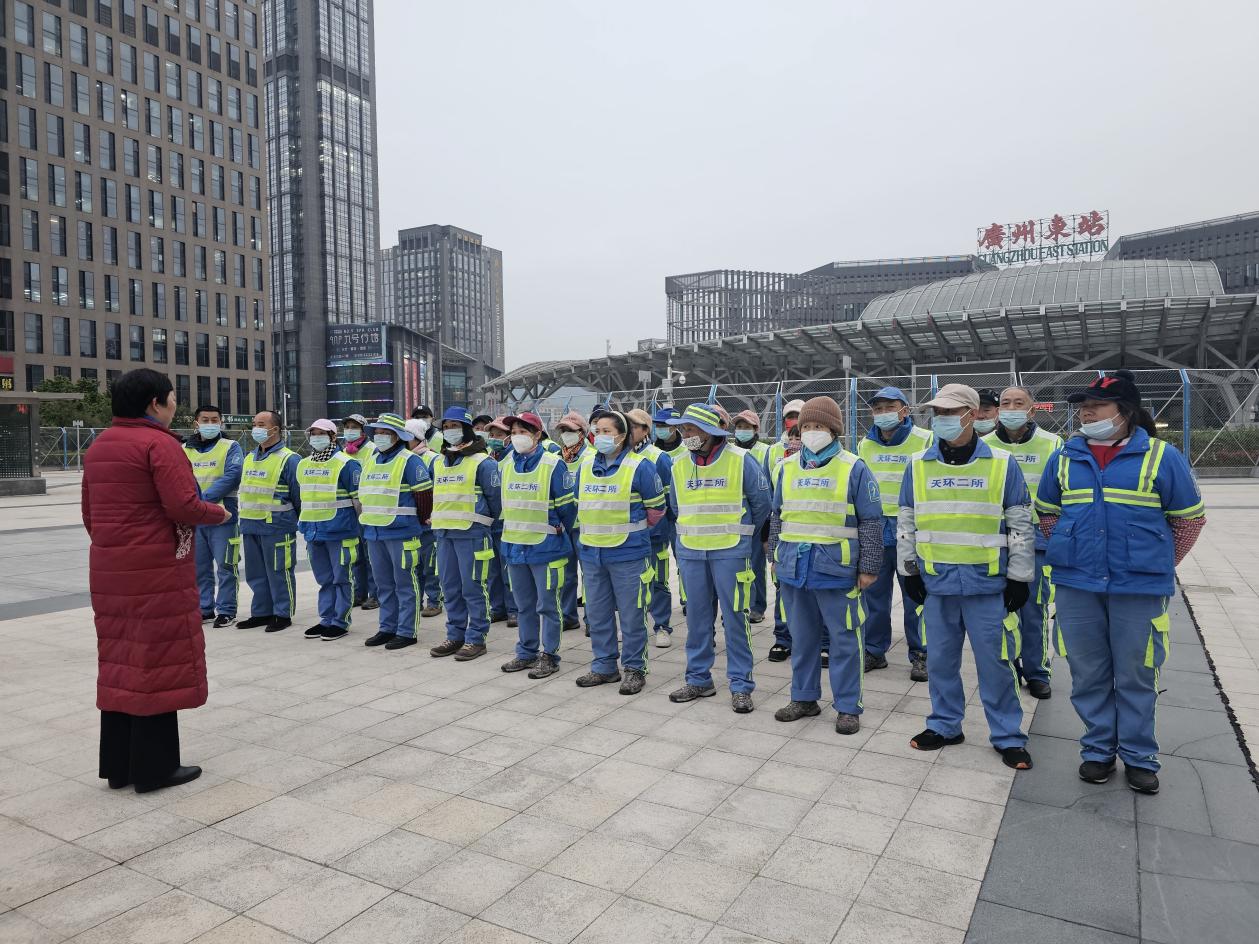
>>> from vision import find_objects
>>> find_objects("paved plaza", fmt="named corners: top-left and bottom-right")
top-left (1, 475), bottom-right (1257, 944)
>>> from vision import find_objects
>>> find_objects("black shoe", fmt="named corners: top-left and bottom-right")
top-left (528, 653), bottom-right (560, 679)
top-left (820, 651), bottom-right (829, 669)
top-left (1079, 759), bottom-right (1116, 783)
top-left (321, 626), bottom-right (349, 641)
top-left (212, 615), bottom-right (236, 628)
top-left (501, 656), bottom-right (538, 673)
top-left (767, 644), bottom-right (791, 662)
top-left (364, 632), bottom-right (396, 647)
top-left (669, 683), bottom-right (717, 703)
top-left (1125, 765), bottom-right (1160, 794)
top-left (106, 776), bottom-right (130, 789)
top-left (563, 618), bottom-right (581, 632)
top-left (748, 612), bottom-right (765, 624)
top-left (910, 729), bottom-right (965, 751)
top-left (265, 617), bottom-right (292, 633)
top-left (236, 615), bottom-right (271, 629)
top-left (864, 651), bottom-right (888, 672)
top-left (360, 597), bottom-right (380, 610)
top-left (1027, 679), bottom-right (1052, 700)
top-left (304, 624), bottom-right (326, 639)
top-left (200, 611), bottom-right (215, 623)
top-left (996, 745), bottom-right (1033, 770)
top-left (384, 635), bottom-right (417, 651)
top-left (619, 670), bottom-right (647, 695)
top-left (135, 765), bottom-right (201, 794)
top-left (490, 611), bottom-right (509, 624)
top-left (506, 615), bottom-right (518, 628)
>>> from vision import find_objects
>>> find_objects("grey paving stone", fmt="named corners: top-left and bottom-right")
top-left (70, 888), bottom-right (234, 944)
top-left (462, 767), bottom-right (567, 812)
top-left (470, 814), bottom-right (586, 869)
top-left (836, 903), bottom-right (964, 944)
top-left (524, 784), bottom-right (630, 830)
top-left (673, 818), bottom-right (789, 873)
top-left (481, 872), bottom-right (617, 944)
top-left (243, 868), bottom-right (390, 942)
top-left (544, 832), bottom-right (664, 892)
top-left (1138, 822), bottom-right (1259, 881)
top-left (1008, 735), bottom-right (1134, 822)
top-left (319, 891), bottom-right (469, 944)
top-left (761, 836), bottom-right (878, 899)
top-left (1140, 871), bottom-right (1259, 944)
top-left (600, 799), bottom-right (704, 850)
top-left (403, 848), bottom-right (533, 916)
top-left (333, 829), bottom-right (459, 889)
top-left (710, 786), bottom-right (813, 832)
top-left (16, 866), bottom-right (170, 938)
top-left (638, 772), bottom-right (737, 815)
top-left (0, 841), bottom-right (115, 909)
top-left (1155, 704), bottom-right (1243, 764)
top-left (401, 796), bottom-right (517, 846)
top-left (573, 897), bottom-right (711, 944)
top-left (964, 901), bottom-right (1137, 944)
top-left (627, 852), bottom-right (753, 922)
top-left (978, 799), bottom-right (1137, 935)
top-left (1131, 755), bottom-right (1213, 836)
top-left (1194, 758), bottom-right (1259, 843)
top-left (719, 875), bottom-right (850, 944)
top-left (0, 909), bottom-right (81, 943)
top-left (857, 852), bottom-right (980, 931)
top-left (443, 919), bottom-right (546, 944)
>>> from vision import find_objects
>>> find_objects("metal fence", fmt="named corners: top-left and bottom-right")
top-left (37, 427), bottom-right (318, 471)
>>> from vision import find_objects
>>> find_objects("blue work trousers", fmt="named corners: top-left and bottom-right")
top-left (420, 530), bottom-right (441, 607)
top-left (1055, 586), bottom-right (1167, 772)
top-left (487, 531), bottom-right (516, 618)
top-left (772, 577), bottom-right (791, 646)
top-left (509, 560), bottom-right (566, 661)
top-left (750, 539), bottom-right (768, 617)
top-left (649, 542), bottom-right (673, 632)
top-left (306, 538), bottom-right (357, 630)
top-left (367, 536), bottom-right (422, 638)
top-left (353, 537), bottom-right (378, 603)
top-left (584, 555), bottom-right (653, 675)
top-left (242, 531), bottom-right (297, 619)
top-left (923, 592), bottom-right (1026, 749)
top-left (559, 532), bottom-right (583, 627)
top-left (780, 584), bottom-right (863, 713)
top-left (678, 556), bottom-right (756, 694)
top-left (864, 548), bottom-right (925, 660)
top-left (1016, 551), bottom-right (1053, 685)
top-left (437, 535), bottom-right (493, 646)
top-left (195, 523), bottom-right (239, 617)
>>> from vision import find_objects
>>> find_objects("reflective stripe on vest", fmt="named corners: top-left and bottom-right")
top-left (502, 451), bottom-right (560, 546)
top-left (673, 446), bottom-right (751, 551)
top-left (1059, 439), bottom-right (1166, 509)
top-left (577, 451), bottom-right (646, 547)
top-left (911, 452), bottom-right (1010, 576)
top-left (359, 450), bottom-right (417, 527)
top-left (858, 426), bottom-right (933, 517)
top-left (183, 437), bottom-right (234, 506)
top-left (778, 452), bottom-right (858, 559)
top-left (238, 447), bottom-right (296, 522)
top-left (297, 451), bottom-right (354, 523)
top-left (431, 453), bottom-right (492, 530)
top-left (983, 426), bottom-right (1062, 522)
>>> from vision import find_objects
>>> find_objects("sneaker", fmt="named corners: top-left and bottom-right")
top-left (864, 651), bottom-right (888, 672)
top-left (654, 629), bottom-right (672, 648)
top-left (748, 611), bottom-right (765, 624)
top-left (201, 611), bottom-right (215, 623)
top-left (767, 644), bottom-right (791, 662)
top-left (454, 644), bottom-right (487, 661)
top-left (619, 670), bottom-right (647, 695)
top-left (384, 635), bottom-right (418, 651)
top-left (304, 624), bottom-right (326, 639)
top-left (1027, 679), bottom-right (1052, 700)
top-left (1124, 765), bottom-right (1159, 794)
top-left (1079, 759), bottom-right (1117, 783)
top-left (910, 729), bottom-right (965, 751)
top-left (731, 692), bottom-right (754, 714)
top-left (490, 611), bottom-right (509, 624)
top-left (834, 712), bottom-right (861, 735)
top-left (528, 653), bottom-right (560, 679)
top-left (429, 639), bottom-right (462, 657)
top-left (996, 745), bottom-right (1033, 770)
top-left (212, 615), bottom-right (236, 628)
top-left (364, 632), bottom-right (395, 647)
top-left (563, 618), bottom-right (581, 632)
top-left (909, 654), bottom-right (928, 682)
top-left (321, 626), bottom-right (349, 641)
top-left (236, 615), bottom-right (271, 629)
top-left (265, 617), bottom-right (292, 633)
top-left (506, 615), bottom-right (518, 628)
top-left (421, 603), bottom-right (443, 618)
top-left (820, 650), bottom-right (830, 669)
top-left (360, 597), bottom-right (380, 610)
top-left (774, 700), bottom-right (821, 722)
top-left (576, 670), bottom-right (621, 688)
top-left (669, 683), bottom-right (717, 703)
top-left (501, 656), bottom-right (538, 673)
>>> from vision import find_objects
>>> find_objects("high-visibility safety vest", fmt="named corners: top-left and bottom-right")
top-left (183, 437), bottom-right (235, 507)
top-left (577, 450), bottom-right (648, 548)
top-left (560, 444), bottom-right (588, 474)
top-left (238, 446), bottom-right (297, 523)
top-left (431, 453), bottom-right (493, 531)
top-left (858, 426), bottom-right (934, 517)
top-left (672, 445), bottom-right (754, 551)
top-left (296, 451), bottom-right (355, 523)
top-left (910, 451), bottom-right (1012, 576)
top-left (742, 439), bottom-right (770, 467)
top-left (638, 442), bottom-right (664, 463)
top-left (352, 440), bottom-right (376, 462)
top-left (984, 426), bottom-right (1062, 520)
top-left (501, 451), bottom-right (562, 546)
top-left (358, 448), bottom-right (418, 527)
top-left (767, 440), bottom-right (787, 472)
top-left (665, 441), bottom-right (688, 461)
top-left (1059, 438), bottom-right (1167, 511)
top-left (778, 452), bottom-right (860, 564)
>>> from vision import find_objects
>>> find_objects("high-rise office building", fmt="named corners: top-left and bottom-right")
top-left (379, 224), bottom-right (505, 408)
top-left (263, 0), bottom-right (379, 427)
top-left (1, 0), bottom-right (271, 414)
top-left (1107, 211), bottom-right (1259, 295)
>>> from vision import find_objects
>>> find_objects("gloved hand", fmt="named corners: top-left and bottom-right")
top-left (1003, 579), bottom-right (1030, 613)
top-left (903, 572), bottom-right (927, 605)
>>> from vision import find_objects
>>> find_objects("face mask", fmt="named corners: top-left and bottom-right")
top-left (412, 419), bottom-right (429, 435)
top-left (654, 426), bottom-right (672, 441)
top-left (932, 415), bottom-right (965, 441)
top-left (734, 429), bottom-right (756, 445)
top-left (475, 430), bottom-right (489, 440)
top-left (593, 434), bottom-right (619, 455)
top-left (444, 427), bottom-right (464, 446)
top-left (872, 412), bottom-right (901, 431)
top-left (785, 439), bottom-right (802, 456)
top-left (343, 427), bottom-right (361, 440)
top-left (1080, 417), bottom-right (1119, 440)
top-left (974, 419), bottom-right (997, 435)
top-left (682, 435), bottom-right (705, 452)
top-left (999, 410), bottom-right (1029, 430)
top-left (198, 423), bottom-right (221, 439)
top-left (510, 433), bottom-right (536, 454)
top-left (251, 427), bottom-right (271, 444)
top-left (487, 437), bottom-right (505, 453)
top-left (307, 435), bottom-right (331, 451)
top-left (801, 430), bottom-right (834, 453)
top-left (373, 434), bottom-right (396, 451)
top-left (560, 431), bottom-right (582, 447)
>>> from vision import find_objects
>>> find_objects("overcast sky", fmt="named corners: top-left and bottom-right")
top-left (374, 0), bottom-right (1259, 370)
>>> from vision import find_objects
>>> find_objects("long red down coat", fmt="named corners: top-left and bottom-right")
top-left (82, 417), bottom-right (226, 714)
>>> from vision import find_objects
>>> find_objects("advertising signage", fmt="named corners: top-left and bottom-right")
top-left (976, 210), bottom-right (1109, 267)
top-left (327, 324), bottom-right (387, 365)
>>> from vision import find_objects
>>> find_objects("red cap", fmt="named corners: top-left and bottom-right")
top-left (505, 411), bottom-right (544, 433)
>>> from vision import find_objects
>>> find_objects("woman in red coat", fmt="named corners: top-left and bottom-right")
top-left (82, 369), bottom-right (230, 793)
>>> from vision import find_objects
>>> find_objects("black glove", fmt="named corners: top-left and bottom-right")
top-left (1003, 579), bottom-right (1030, 613)
top-left (903, 572), bottom-right (927, 606)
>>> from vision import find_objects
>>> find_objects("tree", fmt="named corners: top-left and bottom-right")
top-left (35, 377), bottom-right (113, 427)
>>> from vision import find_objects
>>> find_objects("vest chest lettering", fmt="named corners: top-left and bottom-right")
top-left (244, 468), bottom-right (268, 479)
top-left (582, 482), bottom-right (622, 495)
top-left (1014, 453), bottom-right (1042, 465)
top-left (684, 477), bottom-right (728, 490)
top-left (927, 476), bottom-right (988, 489)
top-left (507, 481), bottom-right (541, 493)
top-left (873, 453), bottom-right (910, 465)
top-left (792, 476), bottom-right (835, 490)
top-left (302, 467), bottom-right (333, 478)
top-left (436, 473), bottom-right (468, 486)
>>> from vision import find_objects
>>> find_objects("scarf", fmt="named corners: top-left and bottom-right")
top-left (310, 444), bottom-right (337, 462)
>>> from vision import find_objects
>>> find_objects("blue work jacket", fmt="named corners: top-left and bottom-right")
top-left (501, 447), bottom-right (578, 566)
top-left (863, 419), bottom-right (922, 547)
top-left (575, 446), bottom-right (664, 565)
top-left (667, 441), bottom-right (771, 562)
top-left (239, 440), bottom-right (302, 536)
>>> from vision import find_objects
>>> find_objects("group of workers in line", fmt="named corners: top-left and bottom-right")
top-left (184, 368), bottom-right (1205, 794)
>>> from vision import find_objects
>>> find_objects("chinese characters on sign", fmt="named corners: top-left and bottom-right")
top-left (976, 211), bottom-right (1109, 267)
top-left (326, 324), bottom-right (387, 365)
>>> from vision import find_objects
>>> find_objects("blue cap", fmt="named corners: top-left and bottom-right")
top-left (868, 386), bottom-right (909, 406)
top-left (653, 407), bottom-right (679, 424)
top-left (665, 403), bottom-right (728, 437)
top-left (367, 412), bottom-right (414, 443)
top-left (441, 406), bottom-right (473, 426)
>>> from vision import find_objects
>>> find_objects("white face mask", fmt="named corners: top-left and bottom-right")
top-left (411, 419), bottom-right (429, 435)
top-left (801, 430), bottom-right (834, 453)
top-left (510, 433), bottom-right (536, 454)
top-left (682, 435), bottom-right (705, 452)
top-left (307, 435), bottom-right (331, 451)
top-left (443, 427), bottom-right (464, 446)
top-left (559, 430), bottom-right (582, 447)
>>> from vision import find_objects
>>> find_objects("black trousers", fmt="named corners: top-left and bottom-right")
top-left (99, 710), bottom-right (180, 789)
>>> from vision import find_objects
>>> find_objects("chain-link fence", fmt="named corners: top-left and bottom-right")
top-left (38, 427), bottom-right (318, 471)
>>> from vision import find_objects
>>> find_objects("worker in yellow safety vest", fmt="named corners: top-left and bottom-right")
top-left (183, 404), bottom-right (243, 628)
top-left (236, 410), bottom-right (301, 633)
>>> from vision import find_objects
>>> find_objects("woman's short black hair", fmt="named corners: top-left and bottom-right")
top-left (111, 369), bottom-right (174, 418)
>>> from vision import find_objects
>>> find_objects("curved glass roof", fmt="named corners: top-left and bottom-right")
top-left (860, 259), bottom-right (1223, 321)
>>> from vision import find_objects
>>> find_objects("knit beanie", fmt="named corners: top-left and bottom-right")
top-left (796, 396), bottom-right (844, 436)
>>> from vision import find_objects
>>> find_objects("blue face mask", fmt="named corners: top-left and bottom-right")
top-left (593, 434), bottom-right (619, 455)
top-left (198, 423), bottom-right (221, 439)
top-left (373, 434), bottom-right (396, 451)
top-left (872, 412), bottom-right (901, 430)
top-left (931, 415), bottom-right (965, 441)
top-left (654, 427), bottom-right (672, 441)
top-left (307, 435), bottom-right (331, 451)
top-left (734, 429), bottom-right (756, 445)
top-left (999, 409), bottom-right (1029, 430)
top-left (974, 419), bottom-right (997, 435)
top-left (251, 427), bottom-right (270, 444)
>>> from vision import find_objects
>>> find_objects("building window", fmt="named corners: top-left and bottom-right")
top-left (26, 364), bottom-right (46, 391)
top-left (176, 373), bottom-right (190, 408)
top-left (105, 322), bottom-right (122, 359)
top-left (253, 338), bottom-right (265, 372)
top-left (53, 316), bottom-right (71, 356)
top-left (255, 379), bottom-right (266, 413)
top-left (129, 324), bottom-right (145, 361)
top-left (196, 332), bottom-right (209, 366)
top-left (235, 336), bottom-right (247, 370)
top-left (25, 313), bottom-right (44, 354)
top-left (80, 319), bottom-right (98, 357)
top-left (217, 376), bottom-right (231, 412)
top-left (215, 334), bottom-right (229, 368)
top-left (197, 375), bottom-right (211, 408)
top-left (175, 329), bottom-right (189, 365)
top-left (236, 378), bottom-right (249, 415)
top-left (152, 327), bottom-right (167, 363)
top-left (0, 313), bottom-right (14, 353)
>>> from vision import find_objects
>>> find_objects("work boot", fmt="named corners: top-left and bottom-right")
top-left (619, 670), bottom-right (647, 695)
top-left (1125, 765), bottom-right (1160, 794)
top-left (236, 615), bottom-right (271, 629)
top-left (528, 653), bottom-right (560, 679)
top-left (360, 597), bottom-right (380, 610)
top-left (909, 653), bottom-right (928, 682)
top-left (265, 617), bottom-right (292, 633)
top-left (748, 611), bottom-right (765, 624)
top-left (767, 644), bottom-right (791, 662)
top-left (563, 618), bottom-right (581, 632)
top-left (490, 611), bottom-right (509, 624)
top-left (201, 611), bottom-right (215, 623)
top-left (655, 629), bottom-right (672, 648)
top-left (910, 729), bottom-right (964, 751)
top-left (1079, 759), bottom-right (1116, 783)
top-left (385, 635), bottom-right (417, 651)
top-left (364, 632), bottom-right (395, 647)
top-left (576, 670), bottom-right (621, 688)
top-left (429, 639), bottom-right (462, 657)
top-left (501, 656), bottom-right (538, 673)
top-left (864, 651), bottom-right (888, 672)
top-left (421, 603), bottom-right (443, 618)
top-left (213, 615), bottom-right (236, 628)
top-left (669, 683), bottom-right (717, 703)
top-left (774, 700), bottom-right (821, 722)
top-left (1027, 679), bottom-right (1052, 699)
top-left (731, 692), bottom-right (754, 714)
top-left (454, 644), bottom-right (487, 661)
top-left (834, 713), bottom-right (861, 735)
top-left (507, 615), bottom-right (518, 628)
